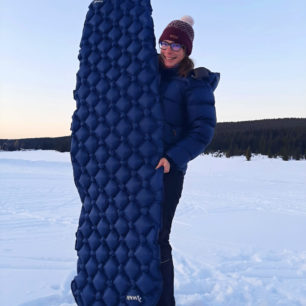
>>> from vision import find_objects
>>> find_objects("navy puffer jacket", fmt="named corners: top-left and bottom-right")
top-left (160, 63), bottom-right (220, 174)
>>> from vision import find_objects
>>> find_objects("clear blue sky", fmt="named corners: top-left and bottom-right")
top-left (0, 0), bottom-right (305, 139)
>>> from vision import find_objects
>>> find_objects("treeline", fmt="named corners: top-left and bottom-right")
top-left (205, 118), bottom-right (306, 160)
top-left (0, 118), bottom-right (305, 160)
top-left (0, 137), bottom-right (70, 152)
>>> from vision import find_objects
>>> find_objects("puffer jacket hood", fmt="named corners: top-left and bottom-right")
top-left (191, 67), bottom-right (220, 91)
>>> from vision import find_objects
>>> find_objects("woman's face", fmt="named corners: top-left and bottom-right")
top-left (160, 40), bottom-right (185, 68)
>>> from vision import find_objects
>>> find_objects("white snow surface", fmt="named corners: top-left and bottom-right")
top-left (1, 150), bottom-right (306, 306)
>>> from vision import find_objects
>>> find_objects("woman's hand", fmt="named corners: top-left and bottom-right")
top-left (155, 157), bottom-right (170, 173)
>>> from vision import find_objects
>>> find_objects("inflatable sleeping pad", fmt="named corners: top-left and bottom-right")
top-left (70, 0), bottom-right (164, 305)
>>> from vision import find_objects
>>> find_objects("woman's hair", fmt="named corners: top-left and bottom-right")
top-left (177, 56), bottom-right (194, 78)
top-left (158, 54), bottom-right (194, 78)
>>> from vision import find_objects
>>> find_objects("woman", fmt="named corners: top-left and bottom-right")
top-left (155, 16), bottom-right (220, 306)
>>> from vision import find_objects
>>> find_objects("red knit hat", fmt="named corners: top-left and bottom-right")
top-left (159, 16), bottom-right (195, 56)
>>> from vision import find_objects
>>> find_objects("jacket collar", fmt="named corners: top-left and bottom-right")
top-left (159, 62), bottom-right (179, 78)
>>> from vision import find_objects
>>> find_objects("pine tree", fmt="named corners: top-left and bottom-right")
top-left (245, 146), bottom-right (251, 161)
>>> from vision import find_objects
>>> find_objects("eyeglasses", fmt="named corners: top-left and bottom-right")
top-left (159, 41), bottom-right (184, 52)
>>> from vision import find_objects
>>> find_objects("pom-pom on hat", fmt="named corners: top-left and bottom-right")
top-left (159, 16), bottom-right (195, 55)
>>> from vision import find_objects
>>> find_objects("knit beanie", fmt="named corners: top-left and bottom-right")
top-left (159, 16), bottom-right (195, 56)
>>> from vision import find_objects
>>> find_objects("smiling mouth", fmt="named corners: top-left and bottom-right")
top-left (162, 55), bottom-right (177, 61)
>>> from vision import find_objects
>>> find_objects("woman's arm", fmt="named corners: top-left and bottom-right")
top-left (164, 80), bottom-right (217, 169)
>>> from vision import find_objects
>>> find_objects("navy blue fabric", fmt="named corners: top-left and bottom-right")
top-left (70, 1), bottom-right (164, 305)
top-left (157, 167), bottom-right (185, 306)
top-left (160, 63), bottom-right (220, 174)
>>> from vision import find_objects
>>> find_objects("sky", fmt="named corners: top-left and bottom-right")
top-left (0, 0), bottom-right (305, 139)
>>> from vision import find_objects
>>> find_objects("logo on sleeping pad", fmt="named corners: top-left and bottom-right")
top-left (126, 295), bottom-right (143, 303)
top-left (93, 0), bottom-right (104, 3)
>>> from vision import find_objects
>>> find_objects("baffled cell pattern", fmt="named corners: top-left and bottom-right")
top-left (70, 1), bottom-right (164, 305)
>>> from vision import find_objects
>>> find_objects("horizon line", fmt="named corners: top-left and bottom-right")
top-left (1, 117), bottom-right (305, 141)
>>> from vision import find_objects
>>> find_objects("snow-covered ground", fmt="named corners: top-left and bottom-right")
top-left (1, 150), bottom-right (306, 306)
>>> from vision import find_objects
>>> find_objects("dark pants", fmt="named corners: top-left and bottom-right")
top-left (156, 167), bottom-right (185, 306)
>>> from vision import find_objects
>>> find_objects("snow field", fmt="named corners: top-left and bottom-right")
top-left (0, 150), bottom-right (306, 305)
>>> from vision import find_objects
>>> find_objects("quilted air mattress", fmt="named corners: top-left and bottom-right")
top-left (70, 0), bottom-right (164, 305)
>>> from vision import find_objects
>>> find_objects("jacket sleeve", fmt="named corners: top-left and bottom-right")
top-left (165, 80), bottom-right (217, 169)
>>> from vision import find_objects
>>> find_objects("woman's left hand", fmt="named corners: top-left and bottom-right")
top-left (155, 157), bottom-right (170, 173)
